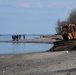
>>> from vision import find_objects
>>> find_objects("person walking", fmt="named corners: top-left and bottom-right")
top-left (16, 35), bottom-right (18, 41)
top-left (23, 34), bottom-right (25, 39)
top-left (19, 34), bottom-right (21, 40)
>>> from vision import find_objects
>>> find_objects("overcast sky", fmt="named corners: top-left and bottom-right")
top-left (0, 0), bottom-right (76, 34)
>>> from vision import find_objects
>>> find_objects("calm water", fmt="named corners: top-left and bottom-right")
top-left (0, 34), bottom-right (53, 54)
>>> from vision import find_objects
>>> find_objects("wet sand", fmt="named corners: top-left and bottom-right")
top-left (0, 51), bottom-right (76, 75)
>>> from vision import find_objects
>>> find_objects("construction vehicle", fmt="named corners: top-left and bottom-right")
top-left (61, 24), bottom-right (76, 40)
top-left (49, 24), bottom-right (76, 51)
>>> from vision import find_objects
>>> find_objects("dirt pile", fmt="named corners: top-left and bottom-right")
top-left (49, 40), bottom-right (76, 51)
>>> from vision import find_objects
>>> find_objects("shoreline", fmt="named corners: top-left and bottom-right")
top-left (0, 38), bottom-right (56, 44)
top-left (0, 34), bottom-right (63, 43)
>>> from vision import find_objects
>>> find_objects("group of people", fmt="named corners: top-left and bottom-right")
top-left (12, 34), bottom-right (25, 41)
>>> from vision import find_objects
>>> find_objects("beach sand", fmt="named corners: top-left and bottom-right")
top-left (0, 51), bottom-right (76, 75)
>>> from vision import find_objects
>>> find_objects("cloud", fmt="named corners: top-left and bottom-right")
top-left (0, 0), bottom-right (73, 10)
top-left (18, 2), bottom-right (32, 8)
top-left (17, 1), bottom-right (70, 9)
top-left (0, 0), bottom-right (73, 9)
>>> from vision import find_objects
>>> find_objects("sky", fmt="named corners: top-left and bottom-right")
top-left (0, 0), bottom-right (76, 34)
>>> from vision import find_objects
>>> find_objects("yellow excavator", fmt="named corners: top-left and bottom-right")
top-left (61, 24), bottom-right (76, 40)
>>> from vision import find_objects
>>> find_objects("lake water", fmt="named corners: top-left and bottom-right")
top-left (0, 34), bottom-right (53, 54)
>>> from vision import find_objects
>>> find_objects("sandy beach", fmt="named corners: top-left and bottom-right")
top-left (0, 51), bottom-right (76, 75)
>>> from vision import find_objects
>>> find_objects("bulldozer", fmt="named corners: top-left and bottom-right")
top-left (61, 24), bottom-right (76, 40)
top-left (49, 24), bottom-right (76, 51)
